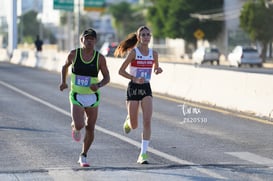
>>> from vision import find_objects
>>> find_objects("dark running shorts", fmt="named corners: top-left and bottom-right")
top-left (127, 81), bottom-right (152, 101)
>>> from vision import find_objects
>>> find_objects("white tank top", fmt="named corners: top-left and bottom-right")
top-left (130, 47), bottom-right (154, 82)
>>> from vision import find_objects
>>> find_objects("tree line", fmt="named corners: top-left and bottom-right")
top-left (15, 0), bottom-right (273, 60)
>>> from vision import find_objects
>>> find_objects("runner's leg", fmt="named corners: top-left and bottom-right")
top-left (71, 104), bottom-right (85, 130)
top-left (82, 106), bottom-right (98, 155)
top-left (127, 100), bottom-right (139, 129)
top-left (141, 96), bottom-right (153, 140)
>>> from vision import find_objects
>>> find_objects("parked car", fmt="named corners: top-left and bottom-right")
top-left (227, 46), bottom-right (262, 67)
top-left (192, 47), bottom-right (220, 65)
top-left (99, 42), bottom-right (118, 57)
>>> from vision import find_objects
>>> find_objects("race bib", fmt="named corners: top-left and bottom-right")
top-left (136, 68), bottom-right (152, 81)
top-left (75, 75), bottom-right (91, 87)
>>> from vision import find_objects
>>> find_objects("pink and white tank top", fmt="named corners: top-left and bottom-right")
top-left (130, 47), bottom-right (154, 82)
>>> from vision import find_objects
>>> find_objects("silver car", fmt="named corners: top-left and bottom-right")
top-left (227, 46), bottom-right (263, 67)
top-left (192, 47), bottom-right (220, 65)
top-left (99, 42), bottom-right (118, 57)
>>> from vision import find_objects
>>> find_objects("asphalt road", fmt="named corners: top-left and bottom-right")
top-left (1, 62), bottom-right (273, 181)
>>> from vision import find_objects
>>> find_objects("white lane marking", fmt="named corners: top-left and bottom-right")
top-left (0, 80), bottom-right (226, 179)
top-left (0, 81), bottom-right (70, 117)
top-left (226, 152), bottom-right (273, 166)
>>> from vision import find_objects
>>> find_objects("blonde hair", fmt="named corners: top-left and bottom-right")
top-left (114, 26), bottom-right (150, 57)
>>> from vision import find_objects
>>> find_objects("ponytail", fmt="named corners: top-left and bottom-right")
top-left (114, 33), bottom-right (138, 57)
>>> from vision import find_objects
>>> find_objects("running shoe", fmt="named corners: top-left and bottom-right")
top-left (71, 123), bottom-right (81, 142)
top-left (137, 153), bottom-right (149, 164)
top-left (78, 155), bottom-right (90, 167)
top-left (123, 115), bottom-right (131, 134)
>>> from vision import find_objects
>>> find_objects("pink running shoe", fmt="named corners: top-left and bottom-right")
top-left (71, 127), bottom-right (81, 142)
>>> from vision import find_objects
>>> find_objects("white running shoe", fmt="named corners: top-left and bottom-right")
top-left (78, 155), bottom-right (90, 167)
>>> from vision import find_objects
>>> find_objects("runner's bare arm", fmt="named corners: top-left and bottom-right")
top-left (59, 50), bottom-right (76, 91)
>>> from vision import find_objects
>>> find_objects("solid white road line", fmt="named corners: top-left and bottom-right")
top-left (0, 80), bottom-right (226, 179)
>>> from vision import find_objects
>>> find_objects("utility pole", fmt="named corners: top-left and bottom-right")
top-left (78, 0), bottom-right (81, 47)
top-left (8, 0), bottom-right (17, 59)
top-left (74, 0), bottom-right (81, 47)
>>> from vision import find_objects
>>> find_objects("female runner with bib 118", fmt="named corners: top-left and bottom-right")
top-left (114, 26), bottom-right (163, 164)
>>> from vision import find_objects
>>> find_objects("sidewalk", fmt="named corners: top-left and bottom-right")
top-left (263, 59), bottom-right (273, 68)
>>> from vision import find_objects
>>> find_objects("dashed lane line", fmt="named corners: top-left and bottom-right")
top-left (226, 152), bottom-right (273, 166)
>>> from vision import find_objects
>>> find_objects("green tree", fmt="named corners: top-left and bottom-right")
top-left (18, 10), bottom-right (40, 43)
top-left (108, 2), bottom-right (146, 41)
top-left (18, 10), bottom-right (57, 44)
top-left (147, 0), bottom-right (224, 43)
top-left (240, 0), bottom-right (273, 61)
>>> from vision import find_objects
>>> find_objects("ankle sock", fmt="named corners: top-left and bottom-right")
top-left (140, 140), bottom-right (149, 155)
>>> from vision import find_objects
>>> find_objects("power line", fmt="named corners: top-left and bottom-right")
top-left (190, 6), bottom-right (242, 21)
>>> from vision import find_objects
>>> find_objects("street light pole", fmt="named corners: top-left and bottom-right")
top-left (77, 0), bottom-right (81, 47)
top-left (8, 0), bottom-right (17, 58)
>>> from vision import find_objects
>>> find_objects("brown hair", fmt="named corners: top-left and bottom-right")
top-left (114, 26), bottom-right (150, 57)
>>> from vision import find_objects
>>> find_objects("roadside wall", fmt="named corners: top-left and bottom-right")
top-left (108, 57), bottom-right (273, 119)
top-left (1, 49), bottom-right (272, 119)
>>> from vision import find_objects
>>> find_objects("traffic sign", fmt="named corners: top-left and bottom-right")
top-left (84, 0), bottom-right (106, 12)
top-left (194, 29), bottom-right (205, 40)
top-left (53, 0), bottom-right (74, 12)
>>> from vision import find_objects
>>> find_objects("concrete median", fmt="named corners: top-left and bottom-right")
top-left (1, 48), bottom-right (272, 119)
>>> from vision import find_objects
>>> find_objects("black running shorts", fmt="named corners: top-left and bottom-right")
top-left (127, 81), bottom-right (152, 101)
